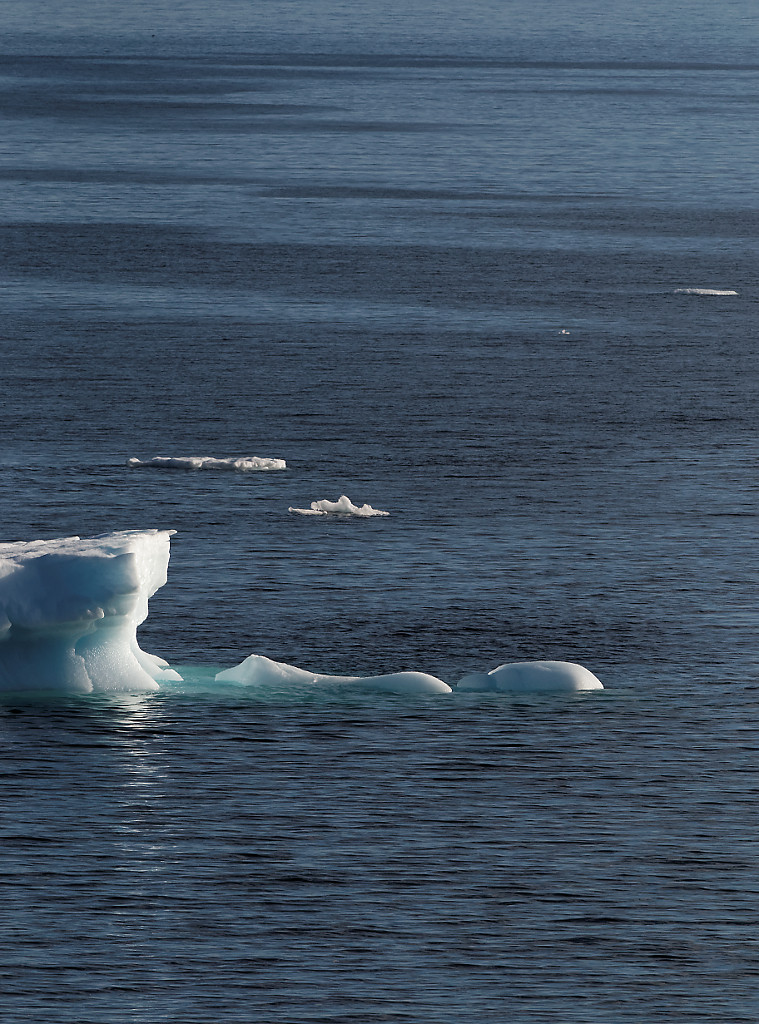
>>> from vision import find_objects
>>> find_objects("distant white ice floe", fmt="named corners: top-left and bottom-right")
top-left (127, 456), bottom-right (286, 472)
top-left (457, 660), bottom-right (603, 694)
top-left (216, 655), bottom-right (451, 694)
top-left (289, 495), bottom-right (389, 517)
top-left (674, 288), bottom-right (738, 296)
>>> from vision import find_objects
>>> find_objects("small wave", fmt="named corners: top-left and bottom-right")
top-left (289, 495), bottom-right (389, 517)
top-left (127, 456), bottom-right (286, 472)
top-left (674, 287), bottom-right (738, 296)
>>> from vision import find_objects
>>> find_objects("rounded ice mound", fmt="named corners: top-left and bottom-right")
top-left (289, 495), bottom-right (389, 517)
top-left (457, 661), bottom-right (603, 693)
top-left (127, 456), bottom-right (286, 471)
top-left (0, 529), bottom-right (181, 693)
top-left (216, 654), bottom-right (450, 694)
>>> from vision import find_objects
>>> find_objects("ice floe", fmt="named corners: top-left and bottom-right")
top-left (289, 495), bottom-right (389, 517)
top-left (127, 456), bottom-right (286, 471)
top-left (0, 530), bottom-right (181, 693)
top-left (457, 660), bottom-right (603, 693)
top-left (673, 288), bottom-right (738, 296)
top-left (216, 654), bottom-right (451, 694)
top-left (218, 655), bottom-right (603, 695)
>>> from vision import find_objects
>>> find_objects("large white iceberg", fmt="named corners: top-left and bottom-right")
top-left (457, 660), bottom-right (603, 693)
top-left (127, 456), bottom-right (286, 471)
top-left (216, 654), bottom-right (451, 694)
top-left (0, 530), bottom-right (181, 693)
top-left (0, 529), bottom-right (605, 699)
top-left (289, 495), bottom-right (389, 517)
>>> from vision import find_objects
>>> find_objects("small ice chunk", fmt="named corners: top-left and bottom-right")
top-left (127, 456), bottom-right (286, 471)
top-left (289, 495), bottom-right (389, 517)
top-left (216, 654), bottom-right (450, 694)
top-left (457, 660), bottom-right (603, 693)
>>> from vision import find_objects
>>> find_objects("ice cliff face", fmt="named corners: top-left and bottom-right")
top-left (0, 530), bottom-right (181, 693)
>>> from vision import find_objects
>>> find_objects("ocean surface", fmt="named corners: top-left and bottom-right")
top-left (2, 1), bottom-right (759, 1020)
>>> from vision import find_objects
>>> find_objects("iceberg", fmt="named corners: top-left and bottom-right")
top-left (0, 530), bottom-right (181, 693)
top-left (457, 661), bottom-right (603, 693)
top-left (289, 495), bottom-right (389, 517)
top-left (127, 456), bottom-right (286, 471)
top-left (0, 529), bottom-right (604, 700)
top-left (216, 654), bottom-right (451, 694)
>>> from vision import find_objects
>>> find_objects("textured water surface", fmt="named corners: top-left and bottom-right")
top-left (1, 0), bottom-right (759, 1019)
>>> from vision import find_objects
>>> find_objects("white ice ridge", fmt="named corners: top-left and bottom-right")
top-left (674, 288), bottom-right (738, 296)
top-left (0, 530), bottom-right (181, 693)
top-left (216, 655), bottom-right (451, 694)
top-left (289, 495), bottom-right (389, 517)
top-left (457, 661), bottom-right (603, 693)
top-left (127, 456), bottom-right (286, 471)
top-left (216, 655), bottom-right (603, 695)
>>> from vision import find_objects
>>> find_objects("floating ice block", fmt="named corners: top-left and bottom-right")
top-left (289, 495), bottom-right (389, 516)
top-left (127, 456), bottom-right (286, 471)
top-left (457, 660), bottom-right (603, 693)
top-left (0, 529), bottom-right (181, 693)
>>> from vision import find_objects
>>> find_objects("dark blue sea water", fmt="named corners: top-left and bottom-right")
top-left (2, 1), bottom-right (759, 1020)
